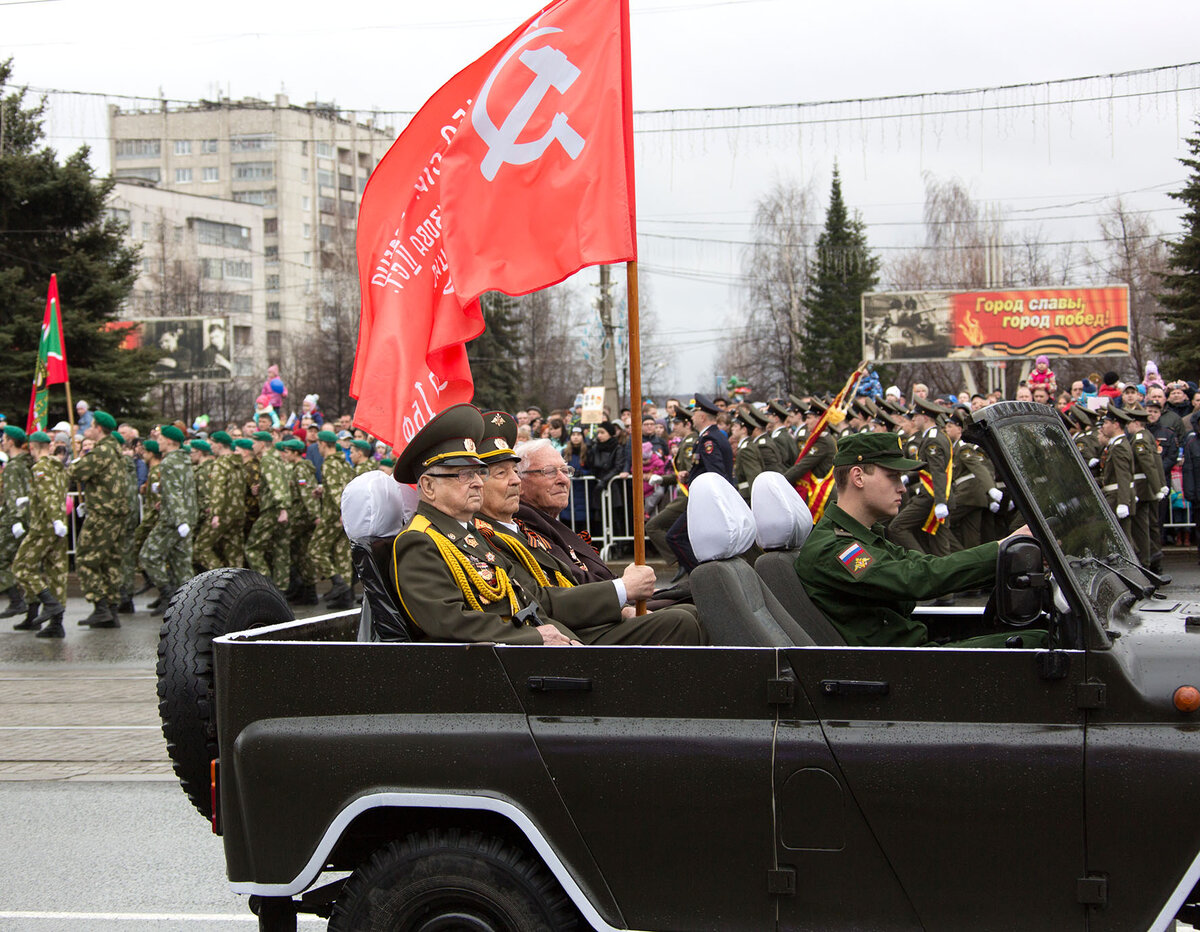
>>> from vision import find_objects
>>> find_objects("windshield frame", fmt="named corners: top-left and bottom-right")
top-left (965, 401), bottom-right (1140, 650)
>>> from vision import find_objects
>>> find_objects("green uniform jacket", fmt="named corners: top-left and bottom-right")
top-left (259, 450), bottom-right (293, 513)
top-left (159, 449), bottom-right (198, 529)
top-left (69, 435), bottom-right (131, 519)
top-left (29, 455), bottom-right (67, 532)
top-left (784, 431), bottom-right (836, 486)
top-left (142, 462), bottom-right (162, 533)
top-left (1129, 428), bottom-right (1167, 503)
top-left (794, 502), bottom-right (999, 647)
top-left (770, 425), bottom-right (799, 468)
top-left (754, 433), bottom-right (783, 473)
top-left (1099, 435), bottom-right (1136, 511)
top-left (292, 458), bottom-right (320, 524)
top-left (392, 502), bottom-right (621, 644)
top-left (319, 455), bottom-right (354, 523)
top-left (1074, 429), bottom-right (1103, 474)
top-left (209, 453), bottom-right (246, 525)
top-left (662, 432), bottom-right (697, 489)
top-left (949, 441), bottom-right (992, 509)
top-left (194, 459), bottom-right (215, 516)
top-left (1, 451), bottom-right (33, 525)
top-left (733, 438), bottom-right (763, 499)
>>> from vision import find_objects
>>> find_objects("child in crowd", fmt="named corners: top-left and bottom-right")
top-left (642, 440), bottom-right (667, 516)
top-left (1028, 355), bottom-right (1056, 393)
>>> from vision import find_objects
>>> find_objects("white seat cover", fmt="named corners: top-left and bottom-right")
top-left (687, 474), bottom-right (757, 562)
top-left (341, 471), bottom-right (418, 540)
top-left (751, 471), bottom-right (814, 551)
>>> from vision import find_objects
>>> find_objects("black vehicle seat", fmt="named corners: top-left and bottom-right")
top-left (341, 472), bottom-right (420, 642)
top-left (686, 474), bottom-right (815, 647)
top-left (750, 472), bottom-right (846, 646)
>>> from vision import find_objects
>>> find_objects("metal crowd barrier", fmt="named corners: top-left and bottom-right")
top-left (556, 474), bottom-right (677, 561)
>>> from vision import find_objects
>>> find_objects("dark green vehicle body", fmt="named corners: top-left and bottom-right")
top-left (210, 402), bottom-right (1200, 930)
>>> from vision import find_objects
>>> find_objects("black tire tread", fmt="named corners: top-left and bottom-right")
top-left (156, 568), bottom-right (293, 819)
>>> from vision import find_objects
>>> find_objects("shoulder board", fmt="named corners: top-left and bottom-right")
top-left (928, 428), bottom-right (938, 438)
top-left (833, 527), bottom-right (855, 537)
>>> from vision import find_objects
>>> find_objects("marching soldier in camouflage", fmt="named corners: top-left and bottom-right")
top-left (350, 439), bottom-right (377, 476)
top-left (188, 440), bottom-right (217, 573)
top-left (117, 437), bottom-right (141, 614)
top-left (0, 426), bottom-right (35, 618)
top-left (281, 438), bottom-right (319, 603)
top-left (135, 441), bottom-right (163, 576)
top-left (234, 437), bottom-right (260, 544)
top-left (1125, 403), bottom-right (1169, 572)
top-left (140, 425), bottom-right (197, 615)
top-left (1098, 404), bottom-right (1137, 542)
top-left (69, 411), bottom-right (133, 628)
top-left (12, 432), bottom-right (70, 637)
top-left (245, 431), bottom-right (293, 590)
top-left (193, 432), bottom-right (245, 570)
top-left (308, 430), bottom-right (355, 609)
top-left (888, 397), bottom-right (962, 558)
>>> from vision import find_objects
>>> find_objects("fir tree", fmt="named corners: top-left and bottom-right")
top-left (0, 59), bottom-right (161, 425)
top-left (467, 291), bottom-right (522, 413)
top-left (797, 167), bottom-right (880, 389)
top-left (1158, 122), bottom-right (1200, 375)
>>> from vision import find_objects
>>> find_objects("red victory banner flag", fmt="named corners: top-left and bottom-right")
top-left (27, 274), bottom-right (69, 432)
top-left (353, 0), bottom-right (636, 451)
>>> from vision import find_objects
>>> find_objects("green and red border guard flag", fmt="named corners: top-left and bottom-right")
top-left (353, 0), bottom-right (636, 451)
top-left (27, 274), bottom-right (69, 432)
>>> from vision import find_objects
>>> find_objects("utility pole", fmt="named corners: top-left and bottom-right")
top-left (597, 264), bottom-right (619, 418)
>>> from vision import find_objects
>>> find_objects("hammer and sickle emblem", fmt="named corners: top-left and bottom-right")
top-left (473, 25), bottom-right (586, 181)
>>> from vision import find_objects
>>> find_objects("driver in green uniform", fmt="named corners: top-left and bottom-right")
top-left (794, 431), bottom-right (1046, 648)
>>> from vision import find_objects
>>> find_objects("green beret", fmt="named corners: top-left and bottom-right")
top-left (27, 430), bottom-right (51, 444)
top-left (273, 441), bottom-right (287, 451)
top-left (834, 431), bottom-right (924, 470)
top-left (3, 425), bottom-right (27, 444)
top-left (283, 437), bottom-right (306, 452)
top-left (142, 440), bottom-right (160, 454)
top-left (316, 429), bottom-right (338, 444)
top-left (232, 438), bottom-right (254, 450)
top-left (189, 439), bottom-right (213, 454)
top-left (479, 410), bottom-right (519, 462)
top-left (252, 430), bottom-right (274, 441)
top-left (160, 425), bottom-right (186, 444)
top-left (210, 430), bottom-right (233, 447)
top-left (93, 411), bottom-right (117, 431)
top-left (392, 403), bottom-right (486, 484)
top-left (380, 457), bottom-right (395, 467)
top-left (350, 439), bottom-right (374, 454)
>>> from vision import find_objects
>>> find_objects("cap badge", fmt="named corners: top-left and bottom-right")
top-left (494, 438), bottom-right (506, 450)
top-left (463, 438), bottom-right (476, 453)
top-left (490, 413), bottom-right (505, 427)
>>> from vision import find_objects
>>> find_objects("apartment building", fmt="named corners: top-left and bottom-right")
top-left (108, 95), bottom-right (395, 366)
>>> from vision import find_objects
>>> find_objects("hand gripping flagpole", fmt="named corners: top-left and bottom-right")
top-left (626, 260), bottom-right (647, 615)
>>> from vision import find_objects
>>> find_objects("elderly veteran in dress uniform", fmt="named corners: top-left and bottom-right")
top-left (794, 432), bottom-right (1042, 648)
top-left (389, 404), bottom-right (704, 646)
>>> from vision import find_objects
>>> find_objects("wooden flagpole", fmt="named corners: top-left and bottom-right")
top-left (626, 260), bottom-right (647, 614)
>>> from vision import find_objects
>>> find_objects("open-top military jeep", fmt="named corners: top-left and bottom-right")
top-left (157, 401), bottom-right (1200, 931)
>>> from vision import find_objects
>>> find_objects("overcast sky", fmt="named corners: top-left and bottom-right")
top-left (5, 0), bottom-right (1200, 397)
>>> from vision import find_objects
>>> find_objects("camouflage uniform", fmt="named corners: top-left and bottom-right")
top-left (135, 461), bottom-right (161, 562)
top-left (203, 452), bottom-right (246, 568)
top-left (241, 454), bottom-right (261, 542)
top-left (309, 453), bottom-right (353, 582)
top-left (289, 456), bottom-right (319, 583)
top-left (190, 456), bottom-right (217, 571)
top-left (140, 448), bottom-right (197, 593)
top-left (0, 450), bottom-right (34, 592)
top-left (353, 458), bottom-right (378, 477)
top-left (118, 453), bottom-right (141, 602)
top-left (245, 449), bottom-right (292, 589)
top-left (12, 454), bottom-right (69, 604)
top-left (69, 435), bottom-right (133, 604)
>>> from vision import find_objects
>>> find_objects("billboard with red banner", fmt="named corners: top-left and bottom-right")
top-left (862, 285), bottom-right (1129, 362)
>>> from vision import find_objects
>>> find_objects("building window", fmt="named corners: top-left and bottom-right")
top-left (234, 325), bottom-right (253, 349)
top-left (174, 140), bottom-right (192, 155)
top-left (358, 176), bottom-right (368, 194)
top-left (202, 139), bottom-right (219, 154)
top-left (141, 257), bottom-right (154, 273)
top-left (303, 251), bottom-right (312, 267)
top-left (301, 141), bottom-right (309, 156)
top-left (142, 221), bottom-right (153, 239)
top-left (202, 166), bottom-right (219, 183)
top-left (303, 223), bottom-right (311, 238)
top-left (266, 302), bottom-right (281, 320)
top-left (230, 294), bottom-right (252, 313)
top-left (266, 275), bottom-right (280, 293)
top-left (265, 245), bottom-right (278, 264)
top-left (174, 226), bottom-right (183, 243)
top-left (233, 161), bottom-right (274, 181)
top-left (174, 168), bottom-right (193, 183)
top-left (316, 142), bottom-right (333, 158)
top-left (201, 258), bottom-right (223, 280)
top-left (115, 139), bottom-right (161, 159)
top-left (339, 200), bottom-right (356, 220)
top-left (317, 169), bottom-right (335, 188)
top-left (319, 224), bottom-right (335, 243)
top-left (301, 196), bottom-right (311, 212)
top-left (300, 168), bottom-right (309, 183)
top-left (266, 330), bottom-right (282, 355)
top-left (233, 190), bottom-right (276, 207)
top-left (339, 172), bottom-right (353, 191)
top-left (358, 151), bottom-right (374, 171)
top-left (194, 219), bottom-right (251, 249)
top-left (230, 133), bottom-right (275, 152)
top-left (115, 167), bottom-right (161, 183)
top-left (319, 197), bottom-right (335, 214)
top-left (263, 218), bottom-right (278, 235)
top-left (224, 259), bottom-right (253, 281)
top-left (105, 207), bottom-right (131, 227)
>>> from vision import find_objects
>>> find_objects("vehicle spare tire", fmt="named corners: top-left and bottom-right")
top-left (156, 568), bottom-right (294, 820)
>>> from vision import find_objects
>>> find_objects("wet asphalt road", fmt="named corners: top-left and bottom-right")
top-left (2, 553), bottom-right (1200, 930)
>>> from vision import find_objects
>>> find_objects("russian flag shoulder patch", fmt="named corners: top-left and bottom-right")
top-left (837, 541), bottom-right (873, 577)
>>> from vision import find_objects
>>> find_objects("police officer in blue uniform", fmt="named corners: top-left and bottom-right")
top-left (665, 394), bottom-right (735, 575)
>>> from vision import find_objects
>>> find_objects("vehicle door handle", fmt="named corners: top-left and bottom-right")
top-left (527, 676), bottom-right (592, 693)
top-left (820, 679), bottom-right (889, 697)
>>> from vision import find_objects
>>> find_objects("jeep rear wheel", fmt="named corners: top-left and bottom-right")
top-left (328, 828), bottom-right (580, 932)
top-left (156, 568), bottom-right (293, 820)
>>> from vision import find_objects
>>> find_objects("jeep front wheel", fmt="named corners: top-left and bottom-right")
top-left (328, 828), bottom-right (580, 932)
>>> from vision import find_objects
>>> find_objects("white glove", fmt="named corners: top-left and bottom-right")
top-left (1115, 504), bottom-right (1130, 519)
top-left (1007, 500), bottom-right (1016, 512)
top-left (150, 482), bottom-right (160, 493)
top-left (177, 523), bottom-right (190, 538)
top-left (76, 503), bottom-right (85, 519)
top-left (15, 496), bottom-right (29, 510)
top-left (989, 501), bottom-right (1001, 513)
top-left (53, 520), bottom-right (67, 537)
top-left (934, 503), bottom-right (949, 520)
top-left (1088, 458), bottom-right (1099, 468)
top-left (648, 474), bottom-right (663, 486)
top-left (12, 523), bottom-right (25, 539)
top-left (1157, 486), bottom-right (1169, 501)
top-left (987, 488), bottom-right (1003, 503)
top-left (900, 474), bottom-right (910, 486)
